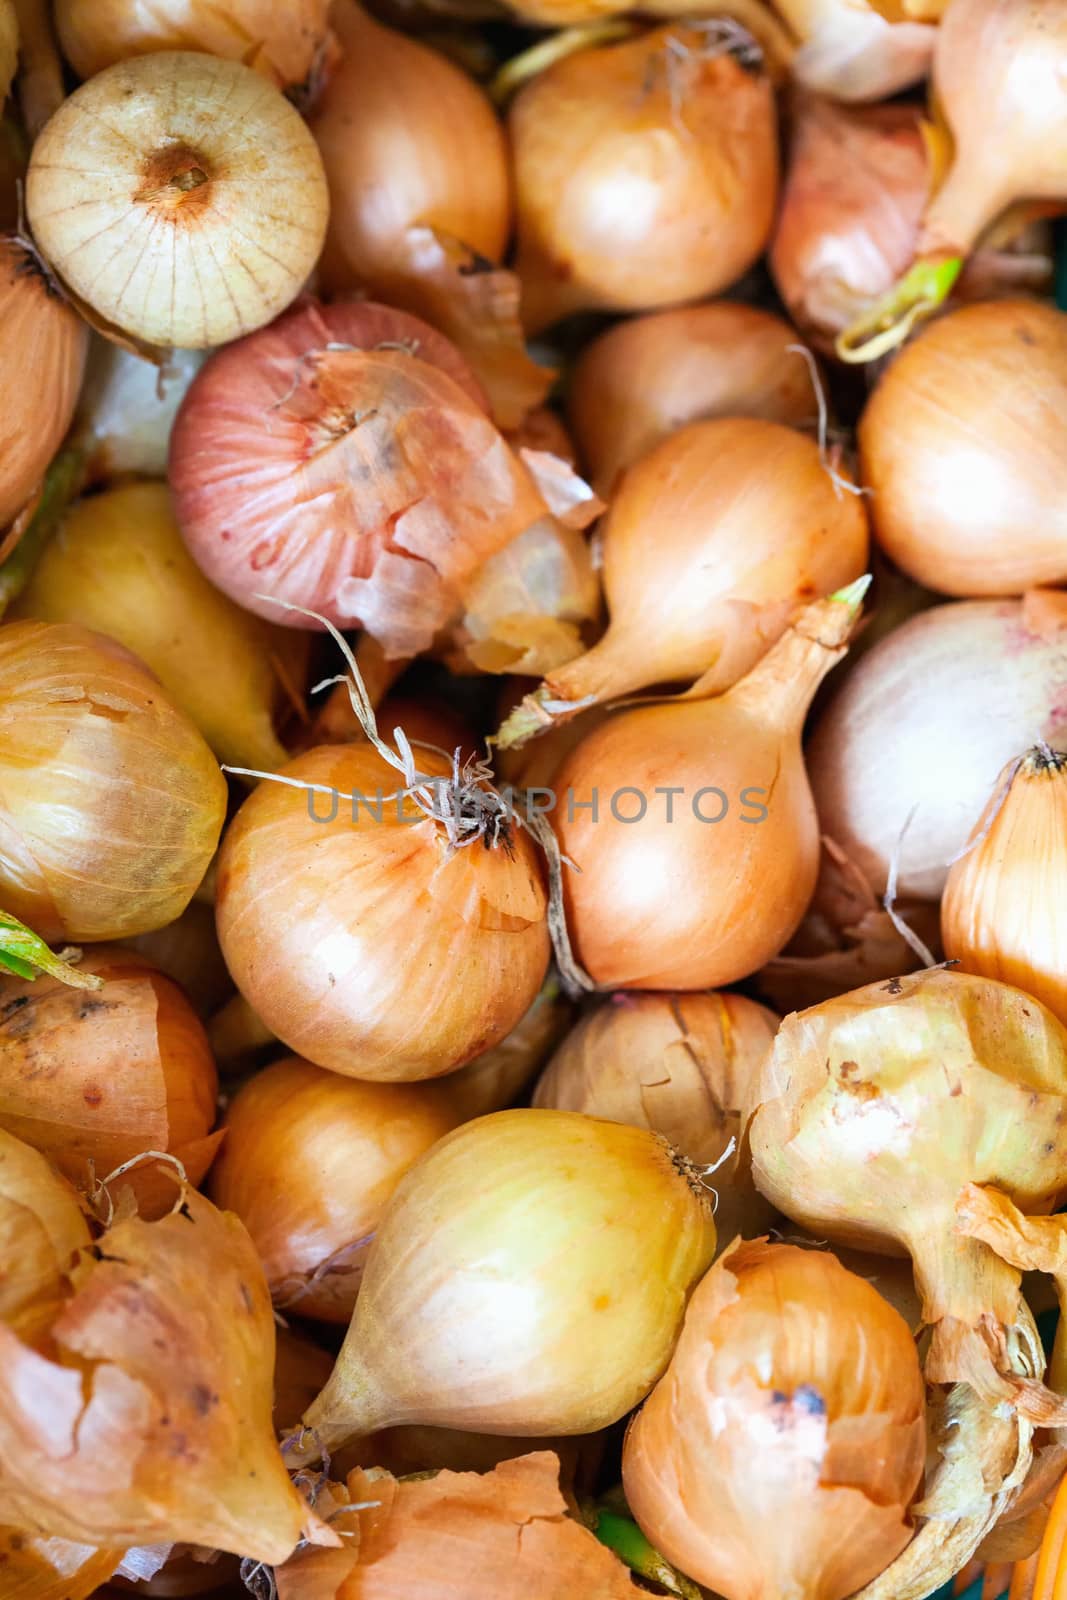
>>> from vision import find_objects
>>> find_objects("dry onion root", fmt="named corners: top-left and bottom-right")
top-left (26, 51), bottom-right (328, 349)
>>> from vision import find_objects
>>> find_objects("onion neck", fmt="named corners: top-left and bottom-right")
top-left (495, 626), bottom-right (647, 748)
top-left (720, 583), bottom-right (865, 732)
top-left (299, 1353), bottom-right (388, 1460)
top-left (916, 157), bottom-right (1009, 264)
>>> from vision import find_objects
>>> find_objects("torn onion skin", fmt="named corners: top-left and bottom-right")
top-left (169, 299), bottom-right (551, 658)
top-left (215, 742), bottom-right (550, 1082)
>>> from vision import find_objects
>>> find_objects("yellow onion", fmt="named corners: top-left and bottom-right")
top-left (169, 299), bottom-right (570, 656)
top-left (772, 0), bottom-right (935, 101)
top-left (0, 947), bottom-right (220, 1221)
top-left (0, 1529), bottom-right (120, 1600)
top-left (534, 992), bottom-right (779, 1244)
top-left (551, 586), bottom-right (864, 990)
top-left (294, 1109), bottom-right (716, 1453)
top-left (567, 303), bottom-right (816, 495)
top-left (75, 341), bottom-right (206, 483)
top-left (0, 1), bottom-right (15, 102)
top-left (497, 419), bottom-right (867, 745)
top-left (859, 301), bottom-right (1067, 595)
top-left (54, 0), bottom-right (333, 89)
top-left (623, 1240), bottom-right (925, 1600)
top-left (444, 975), bottom-right (574, 1120)
top-left (127, 901), bottom-right (234, 1020)
top-left (216, 738), bottom-right (550, 1081)
top-left (808, 592), bottom-right (1067, 900)
top-left (276, 1453), bottom-right (640, 1600)
top-left (26, 52), bottom-right (328, 349)
top-left (0, 1126), bottom-right (91, 1345)
top-left (0, 239), bottom-right (88, 530)
top-left (14, 482), bottom-right (308, 771)
top-left (313, 0), bottom-right (546, 428)
top-left (0, 620), bottom-right (226, 942)
top-left (942, 747), bottom-right (1067, 1027)
top-left (210, 1056), bottom-right (460, 1321)
top-left (510, 24), bottom-right (778, 333)
top-left (0, 1184), bottom-right (335, 1561)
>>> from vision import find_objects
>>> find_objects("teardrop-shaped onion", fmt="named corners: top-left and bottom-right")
top-left (216, 742), bottom-right (549, 1081)
top-left (0, 947), bottom-right (220, 1220)
top-left (210, 1056), bottom-right (461, 1321)
top-left (297, 1109), bottom-right (716, 1452)
top-left (169, 299), bottom-right (554, 656)
top-left (773, 0), bottom-right (935, 102)
top-left (0, 239), bottom-right (88, 528)
top-left (551, 589), bottom-right (862, 989)
top-left (497, 419), bottom-right (867, 743)
top-left (0, 1186), bottom-right (334, 1562)
top-left (808, 592), bottom-right (1067, 900)
top-left (534, 992), bottom-right (779, 1243)
top-left (942, 747), bottom-right (1067, 1027)
top-left (859, 301), bottom-right (1067, 595)
top-left (15, 481), bottom-right (307, 771)
top-left (567, 303), bottom-right (816, 495)
top-left (26, 52), bottom-right (328, 348)
top-left (622, 1240), bottom-right (926, 1600)
top-left (54, 0), bottom-right (332, 89)
top-left (511, 25), bottom-right (778, 333)
top-left (0, 1126), bottom-right (91, 1345)
top-left (0, 621), bottom-right (227, 942)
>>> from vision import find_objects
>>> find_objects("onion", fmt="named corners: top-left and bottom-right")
top-left (534, 992), bottom-right (779, 1243)
top-left (551, 585), bottom-right (865, 990)
top-left (444, 974), bottom-right (574, 1120)
top-left (210, 1056), bottom-right (460, 1321)
top-left (276, 1453), bottom-right (641, 1600)
top-left (294, 1109), bottom-right (716, 1453)
top-left (0, 947), bottom-right (221, 1221)
top-left (807, 591), bottom-right (1067, 901)
top-left (0, 1184), bottom-right (335, 1561)
top-left (54, 0), bottom-right (333, 89)
top-left (858, 301), bottom-right (1067, 595)
top-left (0, 238), bottom-right (88, 530)
top-left (497, 419), bottom-right (867, 745)
top-left (75, 342), bottom-right (206, 483)
top-left (26, 52), bottom-right (328, 349)
top-left (567, 303), bottom-right (816, 495)
top-left (510, 24), bottom-right (778, 333)
top-left (0, 1126), bottom-right (91, 1345)
top-left (216, 737), bottom-right (550, 1082)
top-left (623, 1240), bottom-right (926, 1600)
top-left (168, 299), bottom-right (561, 657)
top-left (0, 1528), bottom-right (119, 1600)
top-left (15, 481), bottom-right (308, 771)
top-left (0, 1), bottom-right (15, 102)
top-left (312, 0), bottom-right (546, 428)
top-left (942, 747), bottom-right (1067, 1028)
top-left (127, 901), bottom-right (234, 1019)
top-left (772, 0), bottom-right (935, 101)
top-left (0, 620), bottom-right (227, 942)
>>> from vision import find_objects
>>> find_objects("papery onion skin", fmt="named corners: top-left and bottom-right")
top-left (26, 52), bottom-right (328, 348)
top-left (0, 620), bottom-right (226, 943)
top-left (210, 1055), bottom-right (460, 1322)
top-left (15, 481), bottom-right (307, 772)
top-left (0, 239), bottom-right (89, 529)
top-left (623, 1240), bottom-right (925, 1600)
top-left (859, 301), bottom-right (1067, 595)
top-left (534, 991), bottom-right (779, 1244)
top-left (0, 947), bottom-right (220, 1221)
top-left (54, 0), bottom-right (332, 89)
top-left (0, 1126), bottom-right (91, 1345)
top-left (216, 742), bottom-right (550, 1082)
top-left (510, 25), bottom-right (778, 333)
top-left (300, 1109), bottom-right (716, 1450)
top-left (942, 748), bottom-right (1067, 1028)
top-left (773, 0), bottom-right (935, 102)
top-left (169, 299), bottom-right (551, 655)
top-left (552, 590), bottom-right (861, 990)
top-left (0, 1186), bottom-right (333, 1562)
top-left (567, 303), bottom-right (816, 495)
top-left (808, 592), bottom-right (1067, 901)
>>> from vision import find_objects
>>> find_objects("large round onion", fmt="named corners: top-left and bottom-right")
top-left (859, 300), bottom-right (1067, 595)
top-left (26, 52), bottom-right (328, 348)
top-left (216, 742), bottom-right (550, 1081)
top-left (511, 24), bottom-right (778, 332)
top-left (0, 239), bottom-right (88, 529)
top-left (54, 0), bottom-right (332, 88)
top-left (0, 620), bottom-right (226, 942)
top-left (808, 592), bottom-right (1067, 900)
